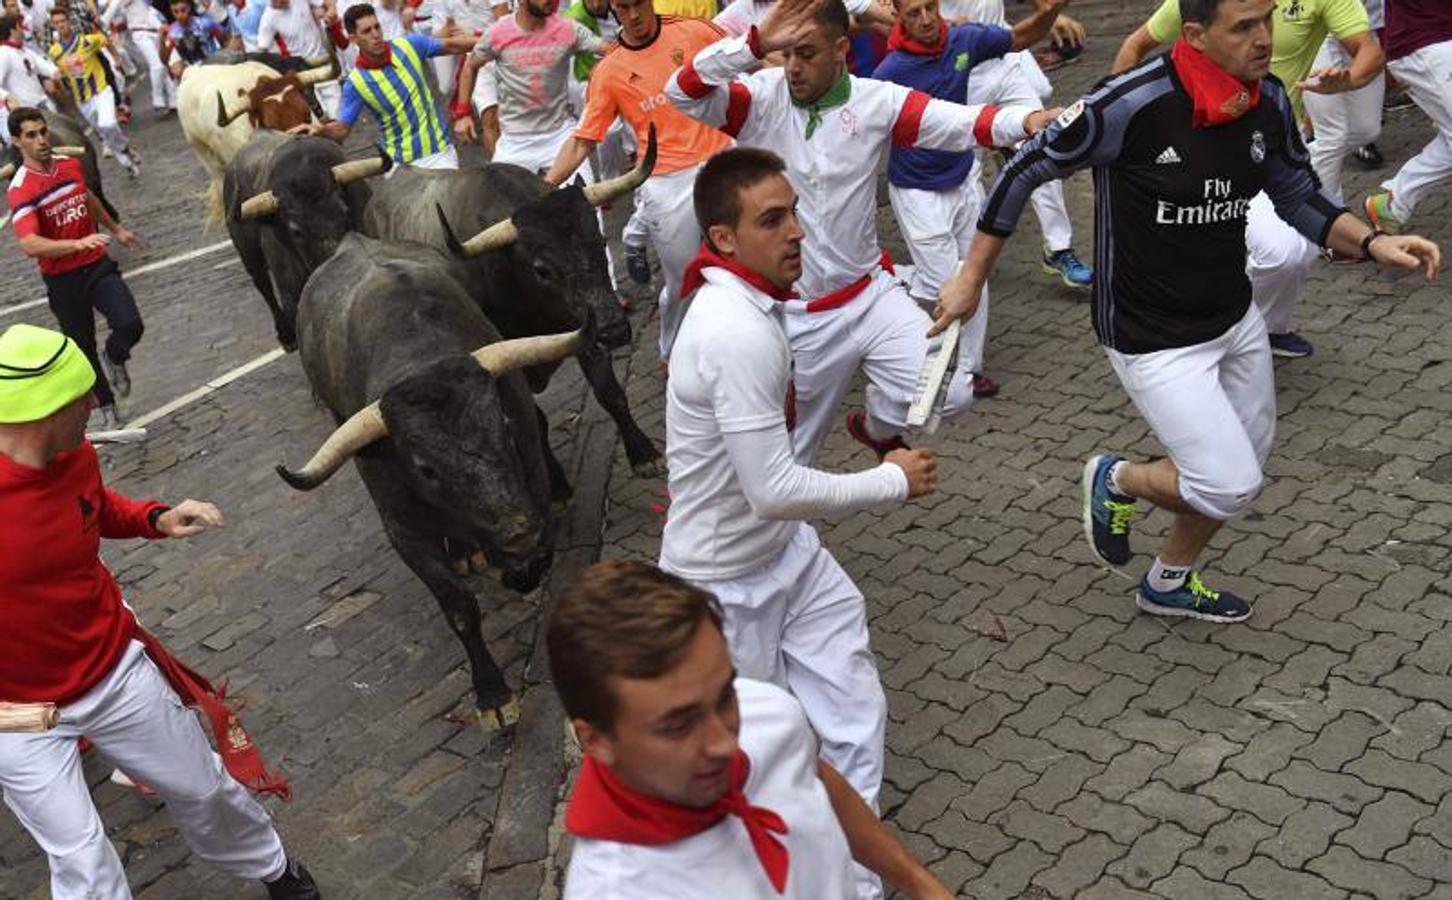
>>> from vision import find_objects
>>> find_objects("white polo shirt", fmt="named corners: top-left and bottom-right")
top-left (256, 0), bottom-right (328, 59)
top-left (660, 266), bottom-right (906, 581)
top-left (0, 43), bottom-right (55, 108)
top-left (564, 678), bottom-right (856, 899)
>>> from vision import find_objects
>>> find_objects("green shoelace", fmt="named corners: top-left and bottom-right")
top-left (792, 68), bottom-right (851, 139)
top-left (1104, 498), bottom-right (1136, 535)
top-left (1186, 572), bottom-right (1219, 608)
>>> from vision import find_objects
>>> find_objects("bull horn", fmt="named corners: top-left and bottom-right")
top-left (276, 402), bottom-right (387, 490)
top-left (471, 329), bottom-right (585, 376)
top-left (217, 89), bottom-right (251, 127)
top-left (52, 145), bottom-right (85, 157)
top-left (330, 152), bottom-right (391, 185)
top-left (0, 162), bottom-right (14, 180)
top-left (239, 190), bottom-right (280, 220)
top-left (437, 204), bottom-right (517, 258)
top-left (296, 51), bottom-right (340, 86)
top-left (581, 122), bottom-right (656, 207)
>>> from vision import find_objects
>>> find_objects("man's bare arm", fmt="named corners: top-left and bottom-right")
top-left (1010, 0), bottom-right (1068, 51)
top-left (544, 135), bottom-right (597, 186)
top-left (1111, 23), bottom-right (1160, 74)
top-left (818, 762), bottom-right (952, 900)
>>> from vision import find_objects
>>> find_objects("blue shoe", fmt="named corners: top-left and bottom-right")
top-left (1137, 572), bottom-right (1252, 623)
top-left (1082, 454), bottom-right (1135, 566)
top-left (1043, 247), bottom-right (1093, 289)
top-left (624, 243), bottom-right (651, 286)
top-left (1268, 331), bottom-right (1313, 358)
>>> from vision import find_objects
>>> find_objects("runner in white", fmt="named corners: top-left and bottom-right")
top-left (256, 0), bottom-right (341, 116)
top-left (0, 14), bottom-right (57, 139)
top-left (454, 0), bottom-right (607, 175)
top-left (101, 0), bottom-right (171, 113)
top-left (661, 147), bottom-right (938, 898)
top-left (713, 0), bottom-right (893, 36)
top-left (550, 560), bottom-right (955, 900)
top-left (438, 0), bottom-right (508, 152)
top-left (666, 0), bottom-right (1045, 464)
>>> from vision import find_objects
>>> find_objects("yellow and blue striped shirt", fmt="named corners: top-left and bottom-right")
top-left (341, 34), bottom-right (451, 165)
top-left (49, 34), bottom-right (109, 105)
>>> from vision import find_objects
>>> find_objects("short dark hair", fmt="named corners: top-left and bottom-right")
top-left (547, 560), bottom-right (725, 732)
top-left (7, 106), bottom-right (45, 139)
top-left (48, 5), bottom-right (67, 17)
top-left (1180, 0), bottom-right (1226, 24)
top-left (343, 3), bottom-right (377, 33)
top-left (171, 0), bottom-right (194, 9)
top-left (0, 14), bottom-right (18, 41)
top-left (693, 147), bottom-right (788, 243)
top-left (813, 0), bottom-right (850, 38)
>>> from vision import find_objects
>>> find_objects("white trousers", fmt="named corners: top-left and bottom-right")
top-left (888, 178), bottom-right (990, 376)
top-left (638, 164), bottom-right (704, 358)
top-left (1106, 304), bottom-right (1275, 521)
top-left (493, 119), bottom-right (581, 178)
top-left (1245, 191), bottom-right (1321, 334)
top-left (313, 79), bottom-right (340, 120)
top-left (684, 523), bottom-right (886, 900)
top-left (966, 51), bottom-right (1073, 252)
top-left (786, 271), bottom-right (975, 463)
top-left (1383, 40), bottom-right (1452, 221)
top-left (77, 90), bottom-right (132, 166)
top-left (126, 29), bottom-right (174, 110)
top-left (0, 641), bottom-right (286, 900)
top-left (1303, 37), bottom-right (1384, 201)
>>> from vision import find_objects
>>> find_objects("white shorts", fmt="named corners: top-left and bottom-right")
top-left (1105, 305), bottom-right (1276, 521)
top-left (492, 119), bottom-right (578, 178)
top-left (473, 60), bottom-right (498, 112)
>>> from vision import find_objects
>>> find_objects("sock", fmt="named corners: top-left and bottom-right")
top-left (1107, 461), bottom-right (1130, 497)
top-left (1148, 558), bottom-right (1190, 593)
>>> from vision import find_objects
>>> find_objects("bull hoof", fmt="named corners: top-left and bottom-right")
top-left (631, 456), bottom-right (666, 479)
top-left (467, 549), bottom-right (490, 574)
top-left (474, 696), bottom-right (521, 734)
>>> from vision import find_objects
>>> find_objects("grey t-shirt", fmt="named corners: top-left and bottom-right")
top-left (472, 13), bottom-right (605, 133)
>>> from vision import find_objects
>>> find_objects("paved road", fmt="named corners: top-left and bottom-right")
top-left (2, 3), bottom-right (1451, 897)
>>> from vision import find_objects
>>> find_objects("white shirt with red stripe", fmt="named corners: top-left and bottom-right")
top-left (256, 0), bottom-right (327, 60)
top-left (665, 29), bottom-right (1032, 299)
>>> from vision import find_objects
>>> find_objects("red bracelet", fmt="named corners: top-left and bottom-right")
top-left (450, 102), bottom-right (472, 121)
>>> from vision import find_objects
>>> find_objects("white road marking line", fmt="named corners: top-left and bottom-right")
top-left (0, 240), bottom-right (233, 319)
top-left (128, 347), bottom-right (286, 430)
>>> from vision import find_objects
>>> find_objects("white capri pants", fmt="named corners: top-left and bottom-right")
top-left (1245, 191), bottom-right (1322, 334)
top-left (77, 90), bottom-right (132, 165)
top-left (888, 174), bottom-right (990, 377)
top-left (1381, 39), bottom-right (1452, 222)
top-left (127, 28), bottom-right (175, 110)
top-left (1106, 304), bottom-right (1276, 521)
top-left (0, 641), bottom-right (286, 900)
top-left (638, 163), bottom-right (705, 358)
top-left (966, 51), bottom-right (1074, 253)
top-left (1303, 36), bottom-right (1385, 201)
top-left (786, 271), bottom-right (975, 464)
top-left (680, 522), bottom-right (886, 900)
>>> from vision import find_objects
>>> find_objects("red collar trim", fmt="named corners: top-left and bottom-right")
top-left (886, 20), bottom-right (946, 56)
top-left (1170, 39), bottom-right (1261, 128)
top-left (680, 244), bottom-right (799, 302)
top-left (355, 44), bottom-right (393, 68)
top-left (565, 752), bottom-right (790, 893)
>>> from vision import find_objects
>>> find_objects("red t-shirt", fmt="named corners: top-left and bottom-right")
top-left (1383, 0), bottom-right (1452, 61)
top-left (0, 443), bottom-right (167, 704)
top-left (5, 156), bottom-right (105, 275)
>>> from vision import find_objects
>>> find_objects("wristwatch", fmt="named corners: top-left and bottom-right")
top-left (1360, 229), bottom-right (1385, 262)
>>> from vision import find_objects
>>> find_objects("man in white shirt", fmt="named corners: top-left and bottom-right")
top-left (661, 147), bottom-right (938, 899)
top-left (437, 0), bottom-right (507, 152)
top-left (256, 0), bottom-right (341, 115)
top-left (101, 0), bottom-right (170, 112)
top-left (550, 559), bottom-right (954, 900)
top-left (667, 0), bottom-right (1045, 465)
top-left (0, 13), bottom-right (57, 139)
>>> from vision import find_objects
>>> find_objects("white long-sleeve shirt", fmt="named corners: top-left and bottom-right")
top-left (0, 43), bottom-right (56, 107)
top-left (666, 31), bottom-right (1032, 298)
top-left (660, 265), bottom-right (907, 581)
top-left (102, 0), bottom-right (164, 31)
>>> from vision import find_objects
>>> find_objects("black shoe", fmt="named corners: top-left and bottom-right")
top-left (1353, 143), bottom-right (1383, 169)
top-left (265, 859), bottom-right (321, 900)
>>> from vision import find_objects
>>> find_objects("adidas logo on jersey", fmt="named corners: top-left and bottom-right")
top-left (1156, 146), bottom-right (1182, 165)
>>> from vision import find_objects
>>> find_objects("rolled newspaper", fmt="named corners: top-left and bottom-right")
top-left (0, 701), bottom-right (59, 733)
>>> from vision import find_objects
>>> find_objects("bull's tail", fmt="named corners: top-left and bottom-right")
top-left (203, 179), bottom-right (225, 227)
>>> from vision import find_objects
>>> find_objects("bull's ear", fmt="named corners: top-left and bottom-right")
top-left (570, 174), bottom-right (585, 188)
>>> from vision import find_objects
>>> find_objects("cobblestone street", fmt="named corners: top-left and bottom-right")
top-left (2, 1), bottom-right (1450, 897)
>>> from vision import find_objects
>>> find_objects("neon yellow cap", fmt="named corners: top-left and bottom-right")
top-left (0, 323), bottom-right (96, 424)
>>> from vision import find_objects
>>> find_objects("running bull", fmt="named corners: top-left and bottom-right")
top-left (225, 131), bottom-right (388, 350)
top-left (362, 127), bottom-right (663, 476)
top-left (277, 233), bottom-right (583, 730)
top-left (0, 112), bottom-right (119, 224)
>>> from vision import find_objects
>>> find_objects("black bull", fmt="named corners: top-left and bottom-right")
top-left (278, 234), bottom-right (581, 729)
top-left (0, 112), bottom-right (120, 223)
top-left (360, 132), bottom-right (664, 476)
top-left (223, 131), bottom-right (386, 350)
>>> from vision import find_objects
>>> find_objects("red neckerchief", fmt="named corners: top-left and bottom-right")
top-left (4, 37), bottom-right (23, 48)
top-left (680, 243), bottom-right (798, 302)
top-left (886, 20), bottom-right (945, 57)
top-left (354, 43), bottom-right (393, 68)
top-left (565, 751), bottom-right (790, 893)
top-left (1170, 38), bottom-right (1261, 128)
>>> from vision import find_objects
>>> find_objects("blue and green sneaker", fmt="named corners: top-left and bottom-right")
top-left (1137, 571), bottom-right (1252, 623)
top-left (1082, 453), bottom-right (1136, 565)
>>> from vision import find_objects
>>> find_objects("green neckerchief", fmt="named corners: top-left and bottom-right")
top-left (791, 68), bottom-right (851, 139)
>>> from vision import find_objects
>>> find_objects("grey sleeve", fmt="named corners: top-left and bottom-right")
top-left (977, 66), bottom-right (1160, 237)
top-left (1262, 81), bottom-right (1348, 247)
